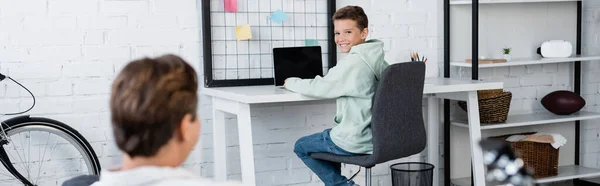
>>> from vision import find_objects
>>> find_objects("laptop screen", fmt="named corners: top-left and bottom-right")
top-left (273, 46), bottom-right (324, 86)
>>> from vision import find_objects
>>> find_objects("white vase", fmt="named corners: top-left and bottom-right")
top-left (503, 54), bottom-right (511, 61)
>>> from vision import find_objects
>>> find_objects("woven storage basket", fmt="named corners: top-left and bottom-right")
top-left (458, 89), bottom-right (512, 123)
top-left (490, 132), bottom-right (559, 178)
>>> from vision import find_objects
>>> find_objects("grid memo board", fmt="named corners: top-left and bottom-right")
top-left (201, 0), bottom-right (336, 87)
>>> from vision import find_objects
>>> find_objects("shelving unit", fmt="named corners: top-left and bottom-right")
top-left (450, 55), bottom-right (600, 68)
top-left (451, 111), bottom-right (600, 130)
top-left (450, 0), bottom-right (581, 5)
top-left (443, 0), bottom-right (600, 185)
top-left (452, 165), bottom-right (600, 185)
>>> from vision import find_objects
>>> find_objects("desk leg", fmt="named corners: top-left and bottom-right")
top-left (238, 103), bottom-right (257, 186)
top-left (212, 103), bottom-right (227, 181)
top-left (466, 91), bottom-right (485, 186)
top-left (427, 97), bottom-right (439, 186)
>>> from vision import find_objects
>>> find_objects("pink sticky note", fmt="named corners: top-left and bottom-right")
top-left (225, 0), bottom-right (237, 12)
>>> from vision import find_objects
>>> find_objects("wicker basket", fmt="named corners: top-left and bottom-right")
top-left (489, 132), bottom-right (559, 178)
top-left (458, 89), bottom-right (512, 123)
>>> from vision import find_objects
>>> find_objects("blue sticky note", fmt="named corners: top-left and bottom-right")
top-left (305, 39), bottom-right (319, 46)
top-left (270, 9), bottom-right (287, 24)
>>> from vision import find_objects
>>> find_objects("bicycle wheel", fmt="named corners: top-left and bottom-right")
top-left (0, 115), bottom-right (101, 186)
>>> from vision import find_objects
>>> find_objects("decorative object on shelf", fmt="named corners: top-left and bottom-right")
top-left (458, 89), bottom-right (512, 123)
top-left (536, 40), bottom-right (573, 58)
top-left (541, 90), bottom-right (585, 115)
top-left (490, 132), bottom-right (563, 179)
top-left (502, 47), bottom-right (512, 61)
top-left (465, 58), bottom-right (507, 64)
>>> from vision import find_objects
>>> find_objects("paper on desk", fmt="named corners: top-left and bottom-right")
top-left (225, 0), bottom-right (237, 12)
top-left (305, 39), bottom-right (319, 46)
top-left (235, 24), bottom-right (252, 40)
top-left (270, 9), bottom-right (288, 24)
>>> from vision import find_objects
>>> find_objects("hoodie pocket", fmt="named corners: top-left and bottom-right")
top-left (334, 99), bottom-right (348, 124)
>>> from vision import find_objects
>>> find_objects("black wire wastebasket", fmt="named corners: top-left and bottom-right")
top-left (390, 162), bottom-right (434, 186)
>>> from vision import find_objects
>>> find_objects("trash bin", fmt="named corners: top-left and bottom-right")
top-left (390, 162), bottom-right (434, 186)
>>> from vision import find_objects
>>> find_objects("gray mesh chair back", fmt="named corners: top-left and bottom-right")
top-left (370, 61), bottom-right (427, 164)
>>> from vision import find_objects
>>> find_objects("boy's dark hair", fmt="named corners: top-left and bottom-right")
top-left (332, 5), bottom-right (369, 31)
top-left (110, 54), bottom-right (198, 158)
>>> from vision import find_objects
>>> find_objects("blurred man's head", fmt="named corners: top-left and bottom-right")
top-left (110, 54), bottom-right (199, 167)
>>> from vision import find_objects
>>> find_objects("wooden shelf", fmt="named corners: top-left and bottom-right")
top-left (450, 0), bottom-right (581, 5)
top-left (450, 55), bottom-right (600, 68)
top-left (452, 165), bottom-right (600, 185)
top-left (451, 111), bottom-right (600, 130)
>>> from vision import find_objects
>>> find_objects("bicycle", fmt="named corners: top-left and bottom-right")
top-left (0, 73), bottom-right (101, 186)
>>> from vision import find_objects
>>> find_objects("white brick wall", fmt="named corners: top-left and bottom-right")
top-left (0, 0), bottom-right (435, 185)
top-left (3, 0), bottom-right (598, 185)
top-left (0, 0), bottom-right (201, 185)
top-left (581, 0), bottom-right (600, 170)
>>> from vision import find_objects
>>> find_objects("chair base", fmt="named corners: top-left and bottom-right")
top-left (365, 167), bottom-right (371, 186)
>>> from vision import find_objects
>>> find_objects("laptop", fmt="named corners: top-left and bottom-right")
top-left (272, 46), bottom-right (324, 87)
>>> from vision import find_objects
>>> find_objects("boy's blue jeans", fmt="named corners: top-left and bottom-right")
top-left (294, 129), bottom-right (358, 186)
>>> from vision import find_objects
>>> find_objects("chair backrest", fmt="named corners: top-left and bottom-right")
top-left (370, 62), bottom-right (427, 163)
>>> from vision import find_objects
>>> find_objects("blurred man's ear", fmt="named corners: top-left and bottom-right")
top-left (177, 114), bottom-right (195, 141)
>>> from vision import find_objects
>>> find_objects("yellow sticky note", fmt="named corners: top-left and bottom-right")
top-left (235, 24), bottom-right (252, 41)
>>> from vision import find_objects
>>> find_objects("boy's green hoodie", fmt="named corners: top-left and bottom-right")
top-left (285, 39), bottom-right (389, 154)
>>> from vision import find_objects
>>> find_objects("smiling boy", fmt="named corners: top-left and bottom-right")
top-left (284, 5), bottom-right (389, 186)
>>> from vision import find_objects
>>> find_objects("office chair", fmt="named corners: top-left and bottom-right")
top-left (310, 62), bottom-right (427, 186)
